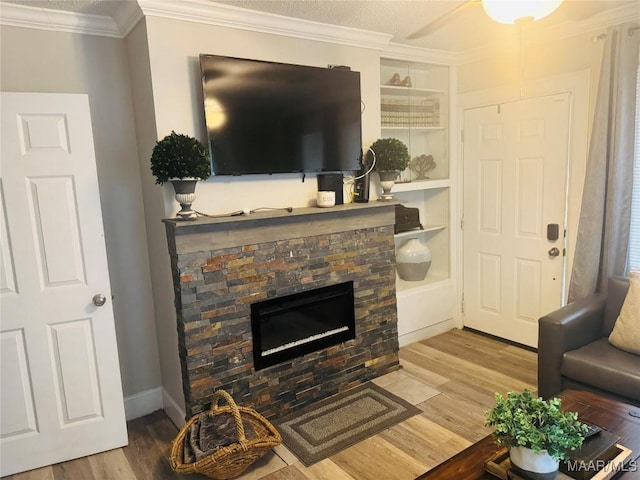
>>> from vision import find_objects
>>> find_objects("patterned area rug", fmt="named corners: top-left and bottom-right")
top-left (273, 382), bottom-right (421, 466)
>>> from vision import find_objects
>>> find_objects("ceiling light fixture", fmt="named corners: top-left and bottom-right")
top-left (481, 0), bottom-right (563, 24)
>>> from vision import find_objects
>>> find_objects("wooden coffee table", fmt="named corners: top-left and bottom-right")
top-left (415, 390), bottom-right (640, 480)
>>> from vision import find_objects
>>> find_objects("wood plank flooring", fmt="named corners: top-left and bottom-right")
top-left (4, 328), bottom-right (537, 480)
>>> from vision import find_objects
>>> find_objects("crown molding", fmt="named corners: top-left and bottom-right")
top-left (136, 0), bottom-right (393, 50)
top-left (112, 1), bottom-right (144, 38)
top-left (381, 42), bottom-right (456, 65)
top-left (456, 2), bottom-right (640, 65)
top-left (0, 2), bottom-right (121, 37)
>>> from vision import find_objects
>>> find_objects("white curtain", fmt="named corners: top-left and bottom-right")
top-left (568, 23), bottom-right (640, 301)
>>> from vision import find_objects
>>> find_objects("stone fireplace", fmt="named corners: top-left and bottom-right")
top-left (164, 203), bottom-right (400, 419)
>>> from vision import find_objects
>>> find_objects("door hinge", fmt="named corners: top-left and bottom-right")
top-left (563, 248), bottom-right (567, 257)
top-left (460, 217), bottom-right (464, 230)
top-left (461, 300), bottom-right (465, 314)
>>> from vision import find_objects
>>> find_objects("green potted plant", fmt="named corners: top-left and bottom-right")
top-left (366, 138), bottom-right (410, 200)
top-left (485, 390), bottom-right (588, 478)
top-left (150, 131), bottom-right (211, 220)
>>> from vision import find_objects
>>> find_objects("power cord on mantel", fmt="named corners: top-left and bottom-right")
top-left (194, 206), bottom-right (293, 218)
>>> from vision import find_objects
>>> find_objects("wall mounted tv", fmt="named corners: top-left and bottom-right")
top-left (200, 54), bottom-right (363, 176)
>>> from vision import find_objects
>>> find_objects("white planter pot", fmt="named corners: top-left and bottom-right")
top-left (510, 446), bottom-right (559, 479)
top-left (378, 170), bottom-right (398, 200)
top-left (170, 178), bottom-right (198, 220)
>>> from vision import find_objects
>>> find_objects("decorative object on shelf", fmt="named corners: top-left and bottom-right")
top-left (380, 95), bottom-right (441, 128)
top-left (394, 204), bottom-right (423, 234)
top-left (378, 170), bottom-right (398, 200)
top-left (400, 75), bottom-right (412, 87)
top-left (367, 138), bottom-right (410, 199)
top-left (410, 154), bottom-right (436, 180)
top-left (396, 238), bottom-right (431, 281)
top-left (387, 73), bottom-right (401, 86)
top-left (485, 390), bottom-right (588, 480)
top-left (316, 191), bottom-right (335, 208)
top-left (150, 131), bottom-right (211, 220)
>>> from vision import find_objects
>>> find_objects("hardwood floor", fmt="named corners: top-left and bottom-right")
top-left (4, 329), bottom-right (537, 480)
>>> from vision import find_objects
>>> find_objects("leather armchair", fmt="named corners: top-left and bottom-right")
top-left (538, 277), bottom-right (640, 406)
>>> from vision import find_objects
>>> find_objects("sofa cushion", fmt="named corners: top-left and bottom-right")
top-left (561, 338), bottom-right (640, 401)
top-left (602, 276), bottom-right (631, 335)
top-left (608, 271), bottom-right (640, 354)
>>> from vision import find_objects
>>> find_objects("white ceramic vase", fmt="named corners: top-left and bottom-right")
top-left (509, 447), bottom-right (559, 479)
top-left (396, 238), bottom-right (431, 281)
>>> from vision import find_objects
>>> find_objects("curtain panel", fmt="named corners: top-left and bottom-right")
top-left (569, 23), bottom-right (640, 301)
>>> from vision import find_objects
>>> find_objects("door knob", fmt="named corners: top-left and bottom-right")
top-left (92, 294), bottom-right (107, 307)
top-left (548, 247), bottom-right (560, 257)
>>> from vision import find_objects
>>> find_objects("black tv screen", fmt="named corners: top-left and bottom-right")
top-left (200, 54), bottom-right (363, 175)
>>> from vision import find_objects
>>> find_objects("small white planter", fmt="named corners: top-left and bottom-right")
top-left (378, 170), bottom-right (398, 200)
top-left (170, 178), bottom-right (198, 220)
top-left (510, 447), bottom-right (559, 477)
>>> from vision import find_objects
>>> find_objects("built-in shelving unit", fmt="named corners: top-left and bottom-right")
top-left (380, 57), bottom-right (456, 346)
top-left (380, 59), bottom-right (449, 184)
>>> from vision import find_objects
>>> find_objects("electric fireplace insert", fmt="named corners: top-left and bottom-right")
top-left (250, 281), bottom-right (356, 370)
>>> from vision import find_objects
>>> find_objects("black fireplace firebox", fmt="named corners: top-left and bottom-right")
top-left (250, 281), bottom-right (356, 370)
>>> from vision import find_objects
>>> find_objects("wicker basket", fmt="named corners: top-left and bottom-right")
top-left (169, 390), bottom-right (282, 479)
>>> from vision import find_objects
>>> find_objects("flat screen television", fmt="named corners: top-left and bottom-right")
top-left (199, 54), bottom-right (363, 175)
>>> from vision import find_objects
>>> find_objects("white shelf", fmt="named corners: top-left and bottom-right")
top-left (392, 179), bottom-right (450, 192)
top-left (380, 85), bottom-right (445, 97)
top-left (394, 225), bottom-right (446, 239)
top-left (382, 126), bottom-right (445, 132)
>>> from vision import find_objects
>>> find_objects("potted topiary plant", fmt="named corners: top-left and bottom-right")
top-left (366, 138), bottom-right (410, 200)
top-left (485, 390), bottom-right (588, 479)
top-left (150, 131), bottom-right (211, 220)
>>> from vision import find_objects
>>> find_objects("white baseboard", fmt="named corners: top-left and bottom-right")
top-left (123, 385), bottom-right (187, 427)
top-left (398, 319), bottom-right (456, 347)
top-left (124, 386), bottom-right (163, 420)
top-left (162, 388), bottom-right (187, 429)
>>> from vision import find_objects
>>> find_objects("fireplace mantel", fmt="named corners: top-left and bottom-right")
top-left (163, 202), bottom-right (401, 418)
top-left (163, 201), bottom-right (400, 254)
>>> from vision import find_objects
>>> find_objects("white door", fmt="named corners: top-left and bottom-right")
top-left (462, 94), bottom-right (570, 347)
top-left (0, 93), bottom-right (127, 476)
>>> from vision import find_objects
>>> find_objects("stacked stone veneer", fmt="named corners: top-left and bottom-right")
top-left (164, 204), bottom-right (400, 419)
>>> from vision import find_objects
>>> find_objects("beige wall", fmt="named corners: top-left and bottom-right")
top-left (137, 15), bottom-right (384, 419)
top-left (144, 16), bottom-right (382, 218)
top-left (458, 30), bottom-right (604, 119)
top-left (0, 25), bottom-right (162, 399)
top-left (124, 19), bottom-right (187, 419)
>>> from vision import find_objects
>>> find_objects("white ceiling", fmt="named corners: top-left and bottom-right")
top-left (2, 0), bottom-right (639, 54)
top-left (213, 0), bottom-right (638, 52)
